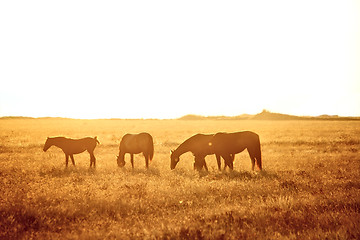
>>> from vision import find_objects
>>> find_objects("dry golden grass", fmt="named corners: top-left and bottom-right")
top-left (0, 118), bottom-right (359, 239)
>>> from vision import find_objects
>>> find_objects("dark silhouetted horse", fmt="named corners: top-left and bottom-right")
top-left (43, 136), bottom-right (100, 167)
top-left (171, 134), bottom-right (232, 171)
top-left (117, 132), bottom-right (154, 169)
top-left (210, 131), bottom-right (262, 171)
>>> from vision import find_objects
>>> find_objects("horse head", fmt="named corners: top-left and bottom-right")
top-left (43, 137), bottom-right (52, 152)
top-left (116, 155), bottom-right (126, 167)
top-left (170, 150), bottom-right (180, 170)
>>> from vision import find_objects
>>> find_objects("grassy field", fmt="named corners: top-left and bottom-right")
top-left (0, 118), bottom-right (359, 239)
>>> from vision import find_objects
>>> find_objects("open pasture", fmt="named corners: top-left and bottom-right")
top-left (0, 118), bottom-right (359, 239)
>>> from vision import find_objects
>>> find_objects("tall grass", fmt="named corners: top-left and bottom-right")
top-left (0, 119), bottom-right (359, 239)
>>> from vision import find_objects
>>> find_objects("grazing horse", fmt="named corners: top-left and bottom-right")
top-left (170, 134), bottom-right (230, 171)
top-left (116, 132), bottom-right (154, 169)
top-left (43, 136), bottom-right (100, 167)
top-left (210, 131), bottom-right (262, 171)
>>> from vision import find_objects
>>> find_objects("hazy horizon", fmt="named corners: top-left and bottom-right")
top-left (1, 1), bottom-right (359, 119)
top-left (1, 109), bottom-right (359, 120)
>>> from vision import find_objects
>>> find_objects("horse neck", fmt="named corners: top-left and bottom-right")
top-left (173, 141), bottom-right (191, 158)
top-left (118, 149), bottom-right (126, 160)
top-left (51, 138), bottom-right (67, 149)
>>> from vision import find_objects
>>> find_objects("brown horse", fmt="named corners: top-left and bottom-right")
top-left (210, 131), bottom-right (262, 171)
top-left (43, 136), bottom-right (100, 167)
top-left (116, 132), bottom-right (154, 169)
top-left (170, 134), bottom-right (233, 171)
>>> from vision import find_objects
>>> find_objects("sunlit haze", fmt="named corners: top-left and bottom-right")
top-left (1, 1), bottom-right (359, 119)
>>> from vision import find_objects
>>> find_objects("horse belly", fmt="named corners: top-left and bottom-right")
top-left (216, 142), bottom-right (245, 155)
top-left (127, 147), bottom-right (143, 154)
top-left (233, 146), bottom-right (247, 154)
top-left (68, 148), bottom-right (87, 154)
top-left (66, 144), bottom-right (87, 154)
top-left (120, 144), bottom-right (141, 154)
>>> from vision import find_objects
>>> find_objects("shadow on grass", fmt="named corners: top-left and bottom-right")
top-left (129, 167), bottom-right (161, 177)
top-left (168, 168), bottom-right (201, 179)
top-left (256, 169), bottom-right (280, 180)
top-left (170, 168), bottom-right (280, 182)
top-left (114, 165), bottom-right (161, 178)
top-left (39, 166), bottom-right (97, 178)
top-left (205, 169), bottom-right (279, 181)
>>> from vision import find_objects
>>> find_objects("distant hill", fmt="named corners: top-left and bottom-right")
top-left (178, 110), bottom-right (360, 121)
top-left (178, 114), bottom-right (253, 120)
top-left (177, 114), bottom-right (208, 120)
top-left (251, 110), bottom-right (306, 120)
top-left (0, 116), bottom-right (35, 119)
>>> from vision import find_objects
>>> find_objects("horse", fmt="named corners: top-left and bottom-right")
top-left (43, 136), bottom-right (100, 167)
top-left (116, 132), bottom-right (154, 169)
top-left (210, 131), bottom-right (262, 171)
top-left (170, 133), bottom-right (233, 171)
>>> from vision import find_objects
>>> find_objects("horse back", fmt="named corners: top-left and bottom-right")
top-left (212, 131), bottom-right (259, 154)
top-left (66, 137), bottom-right (98, 154)
top-left (120, 133), bottom-right (153, 154)
top-left (233, 131), bottom-right (259, 146)
top-left (187, 134), bottom-right (214, 155)
top-left (50, 137), bottom-right (98, 154)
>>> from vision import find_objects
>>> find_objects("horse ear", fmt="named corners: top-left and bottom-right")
top-left (170, 150), bottom-right (174, 154)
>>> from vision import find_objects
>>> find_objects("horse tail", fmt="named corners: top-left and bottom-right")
top-left (256, 136), bottom-right (262, 170)
top-left (148, 135), bottom-right (154, 161)
top-left (94, 136), bottom-right (100, 145)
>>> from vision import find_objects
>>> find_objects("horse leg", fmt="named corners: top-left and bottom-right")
top-left (193, 156), bottom-right (202, 171)
top-left (145, 156), bottom-right (149, 169)
top-left (89, 152), bottom-right (96, 168)
top-left (203, 159), bottom-right (208, 171)
top-left (249, 154), bottom-right (256, 171)
top-left (247, 148), bottom-right (256, 171)
top-left (194, 156), bottom-right (208, 171)
top-left (251, 156), bottom-right (256, 171)
top-left (255, 148), bottom-right (262, 171)
top-left (65, 154), bottom-right (69, 167)
top-left (70, 155), bottom-right (75, 166)
top-left (222, 156), bottom-right (227, 171)
top-left (130, 154), bottom-right (134, 169)
top-left (216, 154), bottom-right (221, 171)
top-left (231, 153), bottom-right (236, 169)
top-left (223, 154), bottom-right (233, 170)
top-left (143, 152), bottom-right (149, 169)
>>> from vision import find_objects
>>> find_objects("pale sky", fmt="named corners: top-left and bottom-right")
top-left (1, 1), bottom-right (359, 119)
